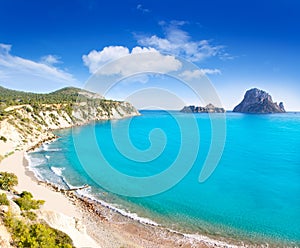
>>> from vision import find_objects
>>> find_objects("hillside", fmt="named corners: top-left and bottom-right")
top-left (0, 86), bottom-right (140, 159)
top-left (0, 86), bottom-right (102, 108)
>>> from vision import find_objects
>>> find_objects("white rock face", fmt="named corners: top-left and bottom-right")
top-left (0, 223), bottom-right (12, 248)
top-left (38, 210), bottom-right (99, 248)
top-left (0, 101), bottom-right (140, 157)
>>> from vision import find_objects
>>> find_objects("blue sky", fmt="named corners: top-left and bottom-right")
top-left (0, 0), bottom-right (299, 110)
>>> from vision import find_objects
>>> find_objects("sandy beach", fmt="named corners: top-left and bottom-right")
top-left (0, 150), bottom-right (99, 248)
top-left (0, 151), bottom-right (207, 248)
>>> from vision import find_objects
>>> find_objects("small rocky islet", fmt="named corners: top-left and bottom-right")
top-left (181, 88), bottom-right (286, 114)
top-left (180, 103), bottom-right (225, 113)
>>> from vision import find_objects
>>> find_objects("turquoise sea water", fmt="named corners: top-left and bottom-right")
top-left (28, 111), bottom-right (300, 245)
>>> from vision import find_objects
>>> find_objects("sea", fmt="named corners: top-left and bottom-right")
top-left (27, 110), bottom-right (300, 246)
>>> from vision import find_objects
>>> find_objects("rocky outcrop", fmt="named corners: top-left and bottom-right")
top-left (233, 88), bottom-right (286, 114)
top-left (279, 102), bottom-right (285, 112)
top-left (37, 210), bottom-right (99, 248)
top-left (181, 104), bottom-right (225, 113)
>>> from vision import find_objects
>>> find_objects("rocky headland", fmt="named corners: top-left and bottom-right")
top-left (0, 86), bottom-right (140, 158)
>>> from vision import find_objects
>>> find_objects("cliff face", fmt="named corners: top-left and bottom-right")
top-left (181, 104), bottom-right (225, 113)
top-left (233, 88), bottom-right (285, 114)
top-left (0, 87), bottom-right (140, 158)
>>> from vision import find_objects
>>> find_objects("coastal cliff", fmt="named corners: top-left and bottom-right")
top-left (0, 86), bottom-right (140, 158)
top-left (233, 88), bottom-right (285, 114)
top-left (181, 103), bottom-right (225, 113)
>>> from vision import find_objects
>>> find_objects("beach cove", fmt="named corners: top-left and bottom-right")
top-left (1, 126), bottom-right (247, 248)
top-left (0, 94), bottom-right (250, 247)
top-left (21, 110), bottom-right (300, 247)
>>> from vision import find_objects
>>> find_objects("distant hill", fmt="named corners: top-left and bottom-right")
top-left (50, 87), bottom-right (103, 99)
top-left (0, 86), bottom-right (102, 108)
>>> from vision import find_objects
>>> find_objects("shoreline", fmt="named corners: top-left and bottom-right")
top-left (1, 126), bottom-right (296, 248)
top-left (0, 150), bottom-right (99, 248)
top-left (24, 146), bottom-right (242, 248)
top-left (24, 142), bottom-right (269, 248)
top-left (1, 130), bottom-right (245, 248)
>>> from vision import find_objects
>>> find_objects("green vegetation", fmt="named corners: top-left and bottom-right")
top-left (21, 211), bottom-right (37, 221)
top-left (5, 151), bottom-right (14, 157)
top-left (0, 192), bottom-right (9, 205)
top-left (0, 172), bottom-right (18, 191)
top-left (0, 172), bottom-right (74, 247)
top-left (0, 86), bottom-right (83, 106)
top-left (4, 211), bottom-right (74, 248)
top-left (14, 191), bottom-right (45, 210)
top-left (0, 86), bottom-right (110, 108)
top-left (0, 135), bottom-right (7, 142)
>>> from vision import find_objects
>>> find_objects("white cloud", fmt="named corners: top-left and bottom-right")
top-left (97, 51), bottom-right (182, 76)
top-left (131, 46), bottom-right (157, 54)
top-left (0, 44), bottom-right (11, 54)
top-left (82, 46), bottom-right (181, 76)
top-left (179, 69), bottom-right (221, 80)
top-left (136, 4), bottom-right (150, 13)
top-left (0, 43), bottom-right (78, 90)
top-left (82, 46), bottom-right (130, 73)
top-left (40, 54), bottom-right (61, 65)
top-left (137, 21), bottom-right (224, 62)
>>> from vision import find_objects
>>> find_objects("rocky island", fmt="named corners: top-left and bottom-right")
top-left (180, 103), bottom-right (225, 113)
top-left (233, 88), bottom-right (285, 114)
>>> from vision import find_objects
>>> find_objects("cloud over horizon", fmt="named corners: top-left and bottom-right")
top-left (82, 21), bottom-right (227, 79)
top-left (0, 43), bottom-right (78, 91)
top-left (137, 21), bottom-right (225, 62)
top-left (82, 46), bottom-right (182, 76)
top-left (40, 54), bottom-right (62, 66)
top-left (179, 69), bottom-right (221, 80)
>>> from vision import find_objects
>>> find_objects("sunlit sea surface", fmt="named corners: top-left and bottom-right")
top-left (28, 111), bottom-right (300, 245)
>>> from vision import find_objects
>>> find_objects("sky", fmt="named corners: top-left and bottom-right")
top-left (0, 0), bottom-right (299, 110)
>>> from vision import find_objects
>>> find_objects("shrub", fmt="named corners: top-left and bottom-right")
top-left (25, 107), bottom-right (32, 112)
top-left (29, 223), bottom-right (74, 248)
top-left (0, 136), bottom-right (7, 142)
top-left (0, 172), bottom-right (18, 191)
top-left (14, 191), bottom-right (45, 211)
top-left (21, 211), bottom-right (37, 221)
top-left (20, 191), bottom-right (33, 198)
top-left (0, 193), bottom-right (9, 205)
top-left (4, 211), bottom-right (74, 248)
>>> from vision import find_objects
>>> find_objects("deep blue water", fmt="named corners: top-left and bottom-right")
top-left (28, 111), bottom-right (300, 245)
